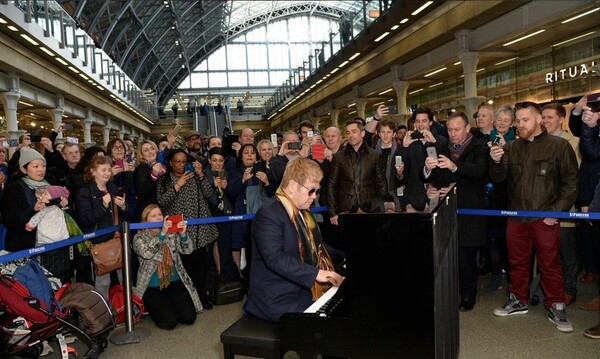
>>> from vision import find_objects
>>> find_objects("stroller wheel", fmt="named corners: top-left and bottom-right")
top-left (17, 342), bottom-right (43, 358)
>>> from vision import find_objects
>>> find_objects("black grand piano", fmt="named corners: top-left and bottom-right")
top-left (280, 186), bottom-right (459, 359)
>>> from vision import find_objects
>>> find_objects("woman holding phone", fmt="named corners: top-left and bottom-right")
top-left (75, 156), bottom-right (130, 299)
top-left (133, 140), bottom-right (166, 221)
top-left (156, 149), bottom-right (218, 309)
top-left (107, 138), bottom-right (136, 220)
top-left (205, 147), bottom-right (238, 281)
top-left (133, 204), bottom-right (201, 329)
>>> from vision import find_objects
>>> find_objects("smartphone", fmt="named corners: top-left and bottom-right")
top-left (173, 124), bottom-right (182, 137)
top-left (395, 156), bottom-right (402, 166)
top-left (492, 136), bottom-right (502, 146)
top-left (426, 146), bottom-right (438, 159)
top-left (62, 123), bottom-right (74, 130)
top-left (185, 162), bottom-right (195, 173)
top-left (30, 135), bottom-right (42, 142)
top-left (410, 131), bottom-right (424, 140)
top-left (288, 142), bottom-right (302, 150)
top-left (311, 143), bottom-right (326, 161)
top-left (167, 214), bottom-right (184, 233)
top-left (47, 197), bottom-right (62, 206)
top-left (157, 150), bottom-right (165, 164)
top-left (270, 133), bottom-right (278, 148)
top-left (115, 159), bottom-right (125, 169)
top-left (7, 139), bottom-right (18, 147)
top-left (253, 161), bottom-right (266, 175)
top-left (66, 136), bottom-right (79, 144)
top-left (218, 169), bottom-right (225, 180)
top-left (307, 130), bottom-right (314, 138)
top-left (116, 187), bottom-right (126, 197)
top-left (388, 106), bottom-right (398, 114)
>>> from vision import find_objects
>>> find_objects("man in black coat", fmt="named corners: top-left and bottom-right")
top-left (424, 111), bottom-right (489, 311)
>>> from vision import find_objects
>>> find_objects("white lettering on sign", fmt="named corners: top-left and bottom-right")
top-left (545, 62), bottom-right (595, 83)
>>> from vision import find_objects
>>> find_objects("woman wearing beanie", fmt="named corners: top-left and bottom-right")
top-left (1, 148), bottom-right (65, 255)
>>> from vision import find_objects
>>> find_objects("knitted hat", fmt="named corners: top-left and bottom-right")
top-left (19, 147), bottom-right (46, 168)
top-left (46, 185), bottom-right (69, 199)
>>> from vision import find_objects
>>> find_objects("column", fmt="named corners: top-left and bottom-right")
top-left (118, 124), bottom-right (125, 139)
top-left (0, 91), bottom-right (20, 136)
top-left (330, 109), bottom-right (340, 127)
top-left (83, 119), bottom-right (93, 147)
top-left (355, 98), bottom-right (367, 120)
top-left (103, 125), bottom-right (111, 147)
top-left (392, 80), bottom-right (410, 125)
top-left (458, 51), bottom-right (480, 99)
top-left (51, 95), bottom-right (65, 141)
top-left (459, 98), bottom-right (484, 127)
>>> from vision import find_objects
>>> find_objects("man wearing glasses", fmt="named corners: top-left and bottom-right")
top-left (246, 157), bottom-right (344, 322)
top-left (489, 101), bottom-right (578, 333)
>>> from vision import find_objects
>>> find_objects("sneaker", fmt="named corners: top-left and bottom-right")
top-left (548, 302), bottom-right (573, 333)
top-left (493, 293), bottom-right (529, 317)
top-left (584, 322), bottom-right (600, 339)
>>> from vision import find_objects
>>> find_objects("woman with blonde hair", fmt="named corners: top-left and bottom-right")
top-left (133, 204), bottom-right (200, 329)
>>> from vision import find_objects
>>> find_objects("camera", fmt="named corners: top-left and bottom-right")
top-left (29, 135), bottom-right (42, 142)
top-left (410, 131), bottom-right (424, 140)
top-left (288, 142), bottom-right (302, 150)
top-left (47, 197), bottom-right (62, 206)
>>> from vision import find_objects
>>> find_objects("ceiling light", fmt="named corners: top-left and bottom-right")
top-left (454, 61), bottom-right (461, 66)
top-left (429, 82), bottom-right (443, 88)
top-left (7, 25), bottom-right (18, 32)
top-left (411, 1), bottom-right (433, 16)
top-left (373, 101), bottom-right (385, 106)
top-left (55, 57), bottom-right (68, 65)
top-left (375, 32), bottom-right (390, 42)
top-left (348, 103), bottom-right (355, 108)
top-left (348, 110), bottom-right (357, 115)
top-left (379, 88), bottom-right (393, 95)
top-left (79, 73), bottom-right (89, 80)
top-left (39, 47), bottom-right (54, 56)
top-left (400, 18), bottom-right (409, 24)
top-left (561, 8), bottom-right (599, 24)
top-left (476, 68), bottom-right (485, 73)
top-left (339, 60), bottom-right (349, 67)
top-left (553, 31), bottom-right (596, 47)
top-left (424, 67), bottom-right (447, 77)
top-left (349, 52), bottom-right (360, 60)
top-left (20, 34), bottom-right (38, 45)
top-left (503, 29), bottom-right (546, 46)
top-left (68, 66), bottom-right (80, 74)
top-left (487, 99), bottom-right (494, 105)
top-left (0, 18), bottom-right (7, 24)
top-left (31, 122), bottom-right (36, 127)
top-left (19, 101), bottom-right (34, 107)
top-left (391, 25), bottom-right (400, 31)
top-left (97, 85), bottom-right (104, 90)
top-left (495, 57), bottom-right (518, 66)
top-left (330, 68), bottom-right (340, 74)
top-left (409, 88), bottom-right (423, 95)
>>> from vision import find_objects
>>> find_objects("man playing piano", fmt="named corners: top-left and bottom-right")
top-left (246, 157), bottom-right (344, 322)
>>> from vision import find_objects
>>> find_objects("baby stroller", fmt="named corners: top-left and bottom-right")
top-left (0, 272), bottom-right (113, 358)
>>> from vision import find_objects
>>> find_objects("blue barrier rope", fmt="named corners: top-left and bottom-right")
top-left (1, 206), bottom-right (594, 264)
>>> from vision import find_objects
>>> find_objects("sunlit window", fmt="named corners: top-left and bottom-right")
top-left (180, 14), bottom-right (340, 89)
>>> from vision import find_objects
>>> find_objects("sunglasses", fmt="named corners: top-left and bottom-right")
top-left (297, 181), bottom-right (321, 196)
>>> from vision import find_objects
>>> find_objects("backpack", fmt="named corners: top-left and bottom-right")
top-left (57, 282), bottom-right (117, 336)
top-left (13, 259), bottom-right (61, 312)
top-left (109, 284), bottom-right (144, 325)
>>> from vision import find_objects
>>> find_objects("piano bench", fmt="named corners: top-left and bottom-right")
top-left (220, 315), bottom-right (285, 359)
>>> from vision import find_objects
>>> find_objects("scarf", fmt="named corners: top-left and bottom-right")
top-left (448, 133), bottom-right (474, 162)
top-left (275, 187), bottom-right (335, 300)
top-left (21, 176), bottom-right (50, 195)
top-left (154, 230), bottom-right (174, 290)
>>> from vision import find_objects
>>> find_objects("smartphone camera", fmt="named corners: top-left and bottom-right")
top-left (410, 131), bottom-right (424, 140)
top-left (288, 142), bottom-right (302, 150)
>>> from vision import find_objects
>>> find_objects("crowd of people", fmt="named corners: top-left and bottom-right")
top-left (1, 96), bottom-right (600, 339)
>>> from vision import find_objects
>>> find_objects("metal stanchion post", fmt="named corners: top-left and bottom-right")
top-left (110, 221), bottom-right (151, 344)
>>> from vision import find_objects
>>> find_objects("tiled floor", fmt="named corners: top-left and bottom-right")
top-left (41, 274), bottom-right (600, 359)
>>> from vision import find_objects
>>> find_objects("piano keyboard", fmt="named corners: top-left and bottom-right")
top-left (304, 286), bottom-right (339, 315)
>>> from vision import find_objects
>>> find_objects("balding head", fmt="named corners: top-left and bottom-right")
top-left (240, 128), bottom-right (255, 145)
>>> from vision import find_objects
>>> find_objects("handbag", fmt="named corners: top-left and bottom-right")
top-left (90, 201), bottom-right (123, 276)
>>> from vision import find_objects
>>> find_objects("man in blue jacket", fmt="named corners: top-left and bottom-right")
top-left (246, 157), bottom-right (343, 322)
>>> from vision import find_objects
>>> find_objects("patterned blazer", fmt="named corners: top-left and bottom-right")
top-left (156, 172), bottom-right (218, 249)
top-left (132, 229), bottom-right (202, 312)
